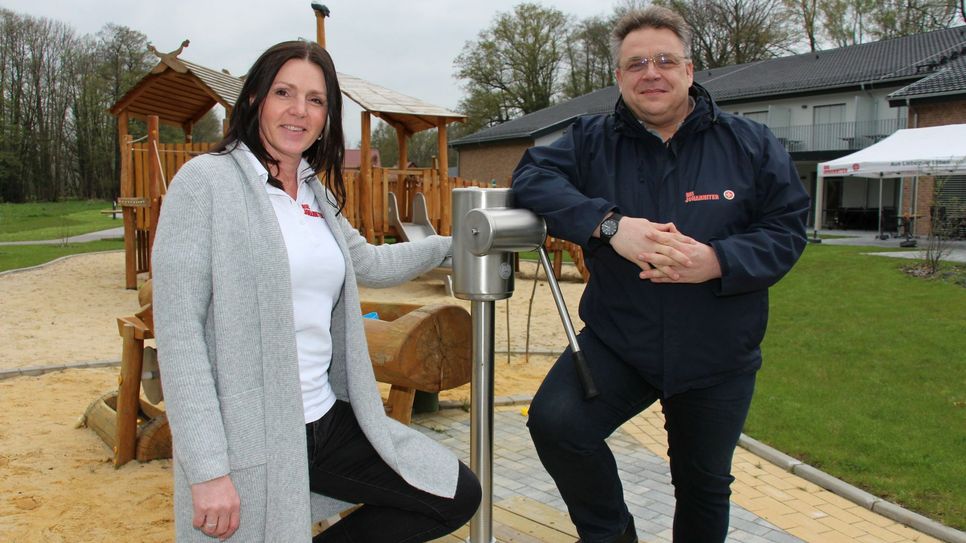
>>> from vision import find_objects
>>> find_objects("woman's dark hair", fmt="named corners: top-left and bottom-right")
top-left (213, 40), bottom-right (346, 212)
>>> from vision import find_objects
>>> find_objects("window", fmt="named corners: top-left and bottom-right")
top-left (934, 175), bottom-right (966, 238)
top-left (812, 103), bottom-right (845, 125)
top-left (743, 110), bottom-right (768, 124)
top-left (812, 104), bottom-right (847, 149)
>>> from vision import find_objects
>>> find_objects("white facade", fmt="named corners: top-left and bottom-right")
top-left (721, 88), bottom-right (908, 154)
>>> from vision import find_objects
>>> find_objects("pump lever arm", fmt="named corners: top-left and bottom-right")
top-left (537, 246), bottom-right (599, 400)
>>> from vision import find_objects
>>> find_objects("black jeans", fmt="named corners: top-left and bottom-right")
top-left (527, 329), bottom-right (756, 543)
top-left (307, 400), bottom-right (481, 543)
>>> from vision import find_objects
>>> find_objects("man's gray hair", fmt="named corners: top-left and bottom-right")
top-left (610, 6), bottom-right (693, 67)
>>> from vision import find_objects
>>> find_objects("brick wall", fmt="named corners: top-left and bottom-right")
top-left (455, 139), bottom-right (533, 188)
top-left (911, 99), bottom-right (966, 127)
top-left (900, 99), bottom-right (966, 236)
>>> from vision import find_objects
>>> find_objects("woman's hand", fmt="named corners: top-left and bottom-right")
top-left (191, 474), bottom-right (241, 540)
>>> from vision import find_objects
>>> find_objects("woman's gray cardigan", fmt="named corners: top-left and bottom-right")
top-left (152, 148), bottom-right (458, 541)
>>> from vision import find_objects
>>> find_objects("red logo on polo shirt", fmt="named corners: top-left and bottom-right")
top-left (301, 204), bottom-right (323, 218)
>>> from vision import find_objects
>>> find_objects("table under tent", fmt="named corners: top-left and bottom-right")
top-left (815, 124), bottom-right (966, 243)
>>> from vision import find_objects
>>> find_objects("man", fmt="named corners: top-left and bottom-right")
top-left (511, 6), bottom-right (809, 543)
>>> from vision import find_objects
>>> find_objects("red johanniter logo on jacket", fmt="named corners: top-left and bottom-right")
top-left (685, 191), bottom-right (720, 203)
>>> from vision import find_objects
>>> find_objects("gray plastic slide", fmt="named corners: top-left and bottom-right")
top-left (388, 192), bottom-right (436, 243)
top-left (387, 192), bottom-right (453, 294)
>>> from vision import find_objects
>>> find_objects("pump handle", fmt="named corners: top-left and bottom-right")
top-left (537, 246), bottom-right (598, 400)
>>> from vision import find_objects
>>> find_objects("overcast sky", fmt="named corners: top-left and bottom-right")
top-left (3, 0), bottom-right (620, 145)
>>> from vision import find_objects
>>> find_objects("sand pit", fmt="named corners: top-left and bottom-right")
top-left (0, 251), bottom-right (585, 541)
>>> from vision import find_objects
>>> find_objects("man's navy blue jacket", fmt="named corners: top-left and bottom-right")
top-left (511, 83), bottom-right (809, 397)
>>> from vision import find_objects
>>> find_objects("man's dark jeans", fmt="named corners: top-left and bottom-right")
top-left (527, 329), bottom-right (756, 543)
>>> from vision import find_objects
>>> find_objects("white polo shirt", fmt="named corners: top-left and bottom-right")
top-left (240, 145), bottom-right (344, 424)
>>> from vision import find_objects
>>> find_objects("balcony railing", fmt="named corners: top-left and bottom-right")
top-left (769, 118), bottom-right (907, 153)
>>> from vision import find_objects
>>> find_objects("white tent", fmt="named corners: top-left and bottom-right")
top-left (815, 124), bottom-right (966, 236)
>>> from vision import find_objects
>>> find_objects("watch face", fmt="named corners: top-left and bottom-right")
top-left (601, 218), bottom-right (618, 237)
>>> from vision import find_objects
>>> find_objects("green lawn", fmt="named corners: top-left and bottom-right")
top-left (0, 200), bottom-right (119, 242)
top-left (518, 249), bottom-right (574, 263)
top-left (0, 240), bottom-right (124, 272)
top-left (750, 244), bottom-right (966, 530)
top-left (0, 201), bottom-right (123, 271)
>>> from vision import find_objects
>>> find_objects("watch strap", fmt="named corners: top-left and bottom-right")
top-left (600, 213), bottom-right (623, 244)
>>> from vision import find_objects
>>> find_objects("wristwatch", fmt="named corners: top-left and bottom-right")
top-left (599, 213), bottom-right (622, 244)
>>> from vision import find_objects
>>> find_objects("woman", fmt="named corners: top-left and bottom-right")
top-left (152, 40), bottom-right (480, 542)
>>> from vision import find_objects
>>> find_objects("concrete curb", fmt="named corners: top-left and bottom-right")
top-left (739, 434), bottom-right (966, 543)
top-left (0, 359), bottom-right (120, 381)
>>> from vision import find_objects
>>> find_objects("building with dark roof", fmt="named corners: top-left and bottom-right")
top-left (452, 26), bottom-right (966, 234)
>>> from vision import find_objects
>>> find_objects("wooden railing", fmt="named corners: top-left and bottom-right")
top-left (122, 139), bottom-right (211, 288)
top-left (343, 167), bottom-right (491, 242)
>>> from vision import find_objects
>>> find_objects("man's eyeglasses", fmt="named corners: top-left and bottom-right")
top-left (622, 53), bottom-right (688, 73)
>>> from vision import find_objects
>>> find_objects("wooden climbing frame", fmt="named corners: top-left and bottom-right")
top-left (82, 280), bottom-right (472, 467)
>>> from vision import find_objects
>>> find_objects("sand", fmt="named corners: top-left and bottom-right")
top-left (0, 251), bottom-right (586, 541)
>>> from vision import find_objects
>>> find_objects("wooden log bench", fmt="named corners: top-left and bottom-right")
top-left (360, 301), bottom-right (471, 425)
top-left (82, 281), bottom-right (472, 467)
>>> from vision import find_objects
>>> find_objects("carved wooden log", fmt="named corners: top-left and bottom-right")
top-left (81, 391), bottom-right (171, 464)
top-left (360, 302), bottom-right (472, 392)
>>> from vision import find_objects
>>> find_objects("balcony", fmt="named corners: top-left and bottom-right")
top-left (769, 118), bottom-right (907, 153)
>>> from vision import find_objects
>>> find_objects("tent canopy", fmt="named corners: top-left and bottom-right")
top-left (814, 124), bottom-right (966, 231)
top-left (819, 124), bottom-right (966, 179)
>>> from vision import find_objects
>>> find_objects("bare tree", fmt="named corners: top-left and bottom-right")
top-left (0, 8), bottom-right (151, 202)
top-left (785, 0), bottom-right (821, 51)
top-left (868, 0), bottom-right (959, 40)
top-left (0, 9), bottom-right (25, 201)
top-left (72, 36), bottom-right (113, 200)
top-left (819, 0), bottom-right (875, 47)
top-left (921, 176), bottom-right (960, 275)
top-left (72, 24), bottom-right (151, 200)
top-left (658, 0), bottom-right (796, 70)
top-left (563, 16), bottom-right (615, 99)
top-left (2, 12), bottom-right (81, 201)
top-left (821, 0), bottom-right (957, 47)
top-left (454, 3), bottom-right (571, 130)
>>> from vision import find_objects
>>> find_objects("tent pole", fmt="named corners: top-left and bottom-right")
top-left (877, 174), bottom-right (885, 239)
top-left (897, 177), bottom-right (904, 231)
top-left (912, 176), bottom-right (919, 236)
top-left (811, 171), bottom-right (825, 242)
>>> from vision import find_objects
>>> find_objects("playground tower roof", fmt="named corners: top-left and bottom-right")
top-left (109, 41), bottom-right (242, 129)
top-left (337, 72), bottom-right (465, 134)
top-left (110, 41), bottom-right (464, 137)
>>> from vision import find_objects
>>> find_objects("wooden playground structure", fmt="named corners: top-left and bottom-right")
top-left (81, 279), bottom-right (473, 466)
top-left (86, 4), bottom-right (587, 467)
